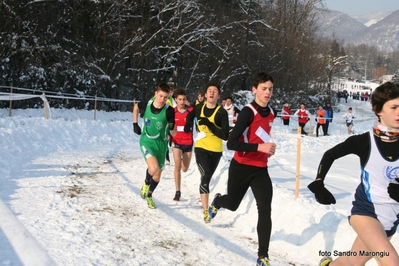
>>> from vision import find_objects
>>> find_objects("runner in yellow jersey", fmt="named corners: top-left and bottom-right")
top-left (184, 82), bottom-right (229, 223)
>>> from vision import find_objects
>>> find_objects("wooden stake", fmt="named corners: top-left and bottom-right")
top-left (340, 117), bottom-right (342, 135)
top-left (94, 95), bottom-right (97, 120)
top-left (8, 83), bottom-right (13, 117)
top-left (41, 93), bottom-right (49, 119)
top-left (295, 126), bottom-right (301, 199)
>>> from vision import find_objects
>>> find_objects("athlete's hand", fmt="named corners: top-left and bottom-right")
top-left (308, 180), bottom-right (336, 205)
top-left (133, 122), bottom-right (141, 135)
top-left (198, 118), bottom-right (212, 127)
top-left (257, 142), bottom-right (276, 156)
top-left (388, 178), bottom-right (399, 202)
top-left (184, 121), bottom-right (193, 133)
top-left (198, 118), bottom-right (216, 132)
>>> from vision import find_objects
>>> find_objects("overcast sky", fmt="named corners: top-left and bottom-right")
top-left (324, 0), bottom-right (399, 16)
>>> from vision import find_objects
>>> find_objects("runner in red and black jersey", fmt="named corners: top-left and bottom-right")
top-left (208, 72), bottom-right (277, 266)
top-left (171, 89), bottom-right (194, 201)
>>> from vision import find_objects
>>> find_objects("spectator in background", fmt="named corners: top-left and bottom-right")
top-left (165, 85), bottom-right (177, 163)
top-left (294, 103), bottom-right (311, 135)
top-left (324, 102), bottom-right (333, 135)
top-left (166, 82), bottom-right (177, 107)
top-left (364, 91), bottom-right (369, 101)
top-left (195, 91), bottom-right (205, 106)
top-left (315, 105), bottom-right (327, 137)
top-left (281, 103), bottom-right (291, 126)
top-left (344, 90), bottom-right (349, 103)
top-left (223, 96), bottom-right (241, 131)
top-left (337, 91), bottom-right (343, 103)
top-left (343, 107), bottom-right (356, 135)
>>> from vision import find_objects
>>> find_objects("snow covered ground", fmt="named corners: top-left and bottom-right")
top-left (0, 97), bottom-right (396, 266)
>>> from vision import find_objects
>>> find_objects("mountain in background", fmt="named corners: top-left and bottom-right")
top-left (316, 9), bottom-right (399, 52)
top-left (351, 12), bottom-right (391, 27)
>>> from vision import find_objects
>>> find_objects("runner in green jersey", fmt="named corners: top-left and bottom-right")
top-left (133, 83), bottom-right (176, 209)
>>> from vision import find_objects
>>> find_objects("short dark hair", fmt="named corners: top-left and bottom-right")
top-left (174, 88), bottom-right (186, 98)
top-left (225, 96), bottom-right (234, 103)
top-left (252, 72), bottom-right (274, 88)
top-left (157, 83), bottom-right (170, 93)
top-left (167, 81), bottom-right (175, 90)
top-left (371, 82), bottom-right (399, 117)
top-left (206, 82), bottom-right (221, 94)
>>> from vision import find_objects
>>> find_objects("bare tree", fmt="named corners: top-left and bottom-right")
top-left (345, 43), bottom-right (380, 81)
top-left (5, 0), bottom-right (391, 110)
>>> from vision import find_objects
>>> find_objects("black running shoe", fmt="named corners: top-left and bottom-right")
top-left (173, 191), bottom-right (181, 201)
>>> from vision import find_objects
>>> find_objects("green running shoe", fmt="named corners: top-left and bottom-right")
top-left (140, 182), bottom-right (150, 199)
top-left (147, 196), bottom-right (156, 209)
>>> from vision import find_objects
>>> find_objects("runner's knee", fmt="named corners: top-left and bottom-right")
top-left (200, 180), bottom-right (210, 194)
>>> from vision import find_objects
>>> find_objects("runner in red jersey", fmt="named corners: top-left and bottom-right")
top-left (208, 72), bottom-right (277, 266)
top-left (171, 89), bottom-right (194, 201)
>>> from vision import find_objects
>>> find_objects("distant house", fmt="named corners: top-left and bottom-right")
top-left (379, 75), bottom-right (394, 84)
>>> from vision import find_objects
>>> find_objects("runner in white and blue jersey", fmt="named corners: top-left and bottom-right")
top-left (308, 82), bottom-right (399, 266)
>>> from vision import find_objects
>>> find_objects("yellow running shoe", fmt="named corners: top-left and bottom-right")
top-left (203, 210), bottom-right (211, 223)
top-left (256, 256), bottom-right (270, 266)
top-left (140, 182), bottom-right (150, 199)
top-left (147, 196), bottom-right (156, 209)
top-left (319, 256), bottom-right (332, 266)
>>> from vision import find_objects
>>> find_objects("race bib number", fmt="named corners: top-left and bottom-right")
top-left (255, 127), bottom-right (271, 143)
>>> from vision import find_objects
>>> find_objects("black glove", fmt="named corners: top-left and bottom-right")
top-left (388, 178), bottom-right (399, 202)
top-left (184, 121), bottom-right (193, 133)
top-left (198, 117), bottom-right (216, 130)
top-left (315, 118), bottom-right (317, 122)
top-left (133, 123), bottom-right (141, 135)
top-left (308, 180), bottom-right (336, 205)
